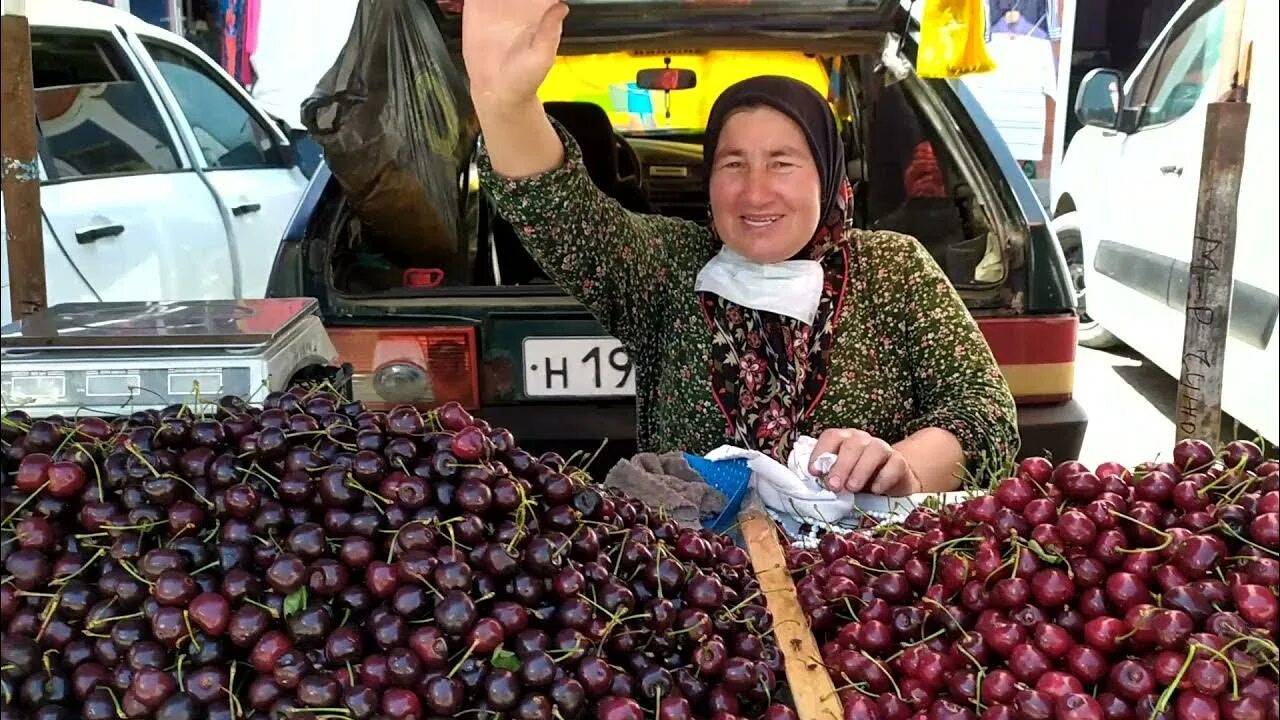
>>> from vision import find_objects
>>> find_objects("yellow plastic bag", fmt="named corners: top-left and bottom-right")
top-left (916, 0), bottom-right (997, 79)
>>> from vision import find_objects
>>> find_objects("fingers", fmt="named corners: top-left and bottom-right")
top-left (810, 429), bottom-right (848, 477)
top-left (532, 2), bottom-right (569, 58)
top-left (822, 430), bottom-right (870, 491)
top-left (869, 454), bottom-right (914, 496)
top-left (844, 440), bottom-right (891, 493)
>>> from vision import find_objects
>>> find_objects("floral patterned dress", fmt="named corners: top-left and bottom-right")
top-left (477, 125), bottom-right (1019, 478)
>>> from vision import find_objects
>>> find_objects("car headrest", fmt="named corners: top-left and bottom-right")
top-left (544, 101), bottom-right (619, 190)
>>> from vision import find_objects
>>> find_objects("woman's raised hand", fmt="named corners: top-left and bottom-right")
top-left (462, 0), bottom-right (569, 117)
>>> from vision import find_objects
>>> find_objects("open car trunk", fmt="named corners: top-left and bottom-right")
top-left (320, 51), bottom-right (1016, 312)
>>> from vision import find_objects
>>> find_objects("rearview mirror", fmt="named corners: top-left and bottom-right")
top-left (636, 68), bottom-right (697, 92)
top-left (1074, 68), bottom-right (1122, 130)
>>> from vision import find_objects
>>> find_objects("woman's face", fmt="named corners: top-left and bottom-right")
top-left (708, 106), bottom-right (823, 263)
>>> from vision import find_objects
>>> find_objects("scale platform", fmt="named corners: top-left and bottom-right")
top-left (1, 298), bottom-right (339, 417)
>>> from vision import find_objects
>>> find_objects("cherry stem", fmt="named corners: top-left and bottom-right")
top-left (447, 641), bottom-right (478, 679)
top-left (118, 559), bottom-right (154, 588)
top-left (1219, 525), bottom-right (1280, 557)
top-left (50, 547), bottom-right (107, 586)
top-left (1, 481), bottom-right (50, 526)
top-left (1108, 509), bottom-right (1172, 541)
top-left (1194, 643), bottom-right (1240, 698)
top-left (859, 650), bottom-right (906, 701)
top-left (1155, 645), bottom-right (1198, 713)
top-left (102, 686), bottom-right (127, 719)
top-left (242, 597), bottom-right (280, 618)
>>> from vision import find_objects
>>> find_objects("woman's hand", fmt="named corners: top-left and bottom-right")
top-left (809, 428), bottom-right (922, 496)
top-left (462, 0), bottom-right (568, 116)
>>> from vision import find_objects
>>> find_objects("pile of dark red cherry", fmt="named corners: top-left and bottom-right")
top-left (789, 439), bottom-right (1280, 720)
top-left (0, 390), bottom-right (792, 720)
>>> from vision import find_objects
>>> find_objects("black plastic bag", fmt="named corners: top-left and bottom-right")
top-left (301, 0), bottom-right (478, 272)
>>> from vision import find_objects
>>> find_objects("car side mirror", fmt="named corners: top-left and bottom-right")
top-left (1074, 68), bottom-right (1123, 130)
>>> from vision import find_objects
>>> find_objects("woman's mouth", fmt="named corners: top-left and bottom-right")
top-left (741, 215), bottom-right (782, 228)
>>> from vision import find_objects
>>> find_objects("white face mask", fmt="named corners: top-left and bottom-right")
top-left (694, 247), bottom-right (825, 325)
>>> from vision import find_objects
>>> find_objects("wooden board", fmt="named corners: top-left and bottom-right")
top-left (740, 496), bottom-right (843, 720)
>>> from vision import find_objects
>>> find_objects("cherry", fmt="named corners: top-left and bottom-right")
top-left (1174, 691), bottom-right (1219, 720)
top-left (1108, 659), bottom-right (1154, 701)
top-left (658, 697), bottom-right (695, 720)
top-left (130, 667), bottom-right (177, 710)
top-left (1007, 643), bottom-right (1051, 684)
top-left (1251, 512), bottom-right (1280, 548)
top-left (1232, 584), bottom-right (1278, 627)
top-left (1104, 572), bottom-right (1149, 611)
top-left (1018, 457), bottom-right (1054, 484)
top-left (980, 669), bottom-right (1018, 705)
top-left (382, 686), bottom-right (423, 719)
top-left (1057, 692), bottom-right (1105, 720)
top-left (1149, 608), bottom-right (1194, 649)
top-left (46, 460), bottom-right (88, 498)
top-left (1024, 498), bottom-right (1058, 526)
top-left (1014, 689), bottom-right (1055, 720)
top-left (597, 696), bottom-right (645, 720)
top-left (15, 452), bottom-right (53, 491)
top-left (1224, 439), bottom-right (1263, 470)
top-left (1219, 695), bottom-right (1269, 720)
top-left (187, 592), bottom-right (231, 636)
top-left (551, 677), bottom-right (586, 718)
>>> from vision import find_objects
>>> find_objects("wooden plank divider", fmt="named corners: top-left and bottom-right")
top-left (739, 495), bottom-right (843, 720)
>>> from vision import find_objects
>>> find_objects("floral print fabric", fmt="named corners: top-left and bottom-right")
top-left (476, 124), bottom-right (1020, 479)
top-left (699, 179), bottom-right (853, 463)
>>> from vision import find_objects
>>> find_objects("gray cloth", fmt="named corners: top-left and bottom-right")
top-left (604, 452), bottom-right (727, 528)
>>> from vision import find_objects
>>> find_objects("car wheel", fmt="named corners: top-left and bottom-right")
top-left (1055, 212), bottom-right (1121, 350)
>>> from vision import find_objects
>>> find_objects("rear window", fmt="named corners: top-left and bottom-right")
top-left (538, 50), bottom-right (831, 134)
top-left (32, 32), bottom-right (182, 181)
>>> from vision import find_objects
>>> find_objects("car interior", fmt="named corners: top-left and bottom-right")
top-left (324, 49), bottom-right (1001, 298)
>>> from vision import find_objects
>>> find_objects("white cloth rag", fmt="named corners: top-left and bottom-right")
top-left (694, 247), bottom-right (826, 325)
top-left (703, 436), bottom-right (976, 526)
top-left (705, 435), bottom-right (858, 523)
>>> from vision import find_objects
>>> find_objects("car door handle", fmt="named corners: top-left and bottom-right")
top-left (231, 202), bottom-right (261, 217)
top-left (75, 223), bottom-right (125, 244)
top-left (1160, 165), bottom-right (1183, 176)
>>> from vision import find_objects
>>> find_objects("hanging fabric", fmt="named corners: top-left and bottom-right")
top-left (916, 0), bottom-right (998, 78)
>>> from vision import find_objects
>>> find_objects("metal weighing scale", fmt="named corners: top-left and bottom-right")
top-left (1, 298), bottom-right (340, 417)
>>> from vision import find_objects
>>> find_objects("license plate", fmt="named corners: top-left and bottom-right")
top-left (522, 336), bottom-right (636, 398)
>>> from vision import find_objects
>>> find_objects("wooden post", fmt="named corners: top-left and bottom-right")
top-left (1174, 102), bottom-right (1249, 446)
top-left (739, 496), bottom-right (843, 720)
top-left (1, 0), bottom-right (48, 321)
top-left (1174, 0), bottom-right (1252, 445)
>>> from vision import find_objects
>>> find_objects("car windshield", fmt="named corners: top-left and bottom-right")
top-left (536, 50), bottom-right (832, 135)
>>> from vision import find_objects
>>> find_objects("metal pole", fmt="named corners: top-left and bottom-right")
top-left (1, 0), bottom-right (48, 321)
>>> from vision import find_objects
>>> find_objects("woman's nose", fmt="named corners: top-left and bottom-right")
top-left (740, 166), bottom-right (774, 205)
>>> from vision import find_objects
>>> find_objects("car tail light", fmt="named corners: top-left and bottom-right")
top-left (977, 314), bottom-right (1078, 404)
top-left (327, 327), bottom-right (479, 410)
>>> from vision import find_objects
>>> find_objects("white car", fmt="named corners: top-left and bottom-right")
top-left (1052, 0), bottom-right (1278, 443)
top-left (0, 0), bottom-right (308, 325)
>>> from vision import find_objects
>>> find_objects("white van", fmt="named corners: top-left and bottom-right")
top-left (0, 0), bottom-right (308, 325)
top-left (1052, 0), bottom-right (1278, 443)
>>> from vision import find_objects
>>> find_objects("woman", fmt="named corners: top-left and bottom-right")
top-left (463, 0), bottom-right (1018, 495)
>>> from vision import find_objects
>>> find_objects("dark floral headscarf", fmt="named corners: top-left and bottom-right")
top-left (697, 76), bottom-right (854, 461)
